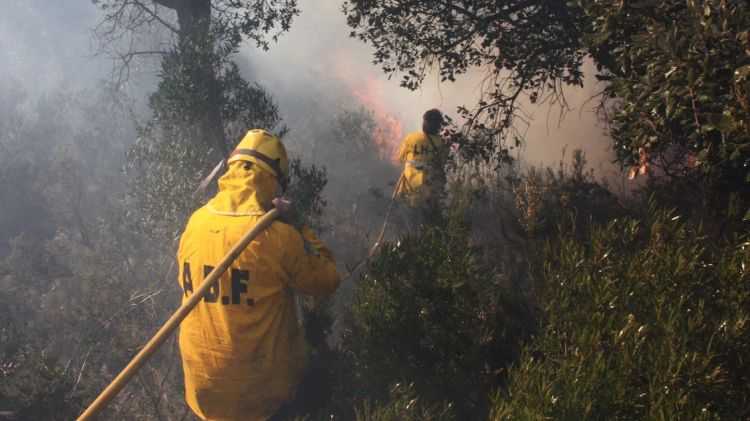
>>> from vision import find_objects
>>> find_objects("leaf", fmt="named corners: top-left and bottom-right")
top-left (629, 166), bottom-right (639, 180)
top-left (705, 113), bottom-right (736, 133)
top-left (734, 65), bottom-right (750, 83)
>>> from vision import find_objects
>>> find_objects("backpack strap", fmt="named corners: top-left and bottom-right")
top-left (423, 131), bottom-right (439, 156)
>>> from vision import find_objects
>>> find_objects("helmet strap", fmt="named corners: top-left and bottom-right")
top-left (230, 148), bottom-right (285, 186)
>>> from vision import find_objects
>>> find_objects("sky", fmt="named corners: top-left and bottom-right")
top-left (0, 0), bottom-right (618, 175)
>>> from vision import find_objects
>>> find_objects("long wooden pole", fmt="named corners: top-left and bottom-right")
top-left (77, 208), bottom-right (280, 420)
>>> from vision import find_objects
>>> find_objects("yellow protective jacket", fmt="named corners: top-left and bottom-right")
top-left (177, 161), bottom-right (340, 421)
top-left (395, 131), bottom-right (447, 205)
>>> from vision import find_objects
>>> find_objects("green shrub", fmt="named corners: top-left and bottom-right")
top-left (492, 207), bottom-right (750, 419)
top-left (353, 383), bottom-right (454, 421)
top-left (334, 216), bottom-right (532, 419)
top-left (513, 149), bottom-right (624, 241)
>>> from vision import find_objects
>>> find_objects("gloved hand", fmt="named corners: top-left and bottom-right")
top-left (272, 197), bottom-right (303, 230)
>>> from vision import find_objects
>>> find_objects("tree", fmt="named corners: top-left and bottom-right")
top-left (94, 0), bottom-right (298, 150)
top-left (585, 0), bottom-right (750, 218)
top-left (0, 82), bottom-right (177, 418)
top-left (343, 0), bottom-right (750, 215)
top-left (342, 0), bottom-right (593, 155)
top-left (91, 1), bottom-right (301, 236)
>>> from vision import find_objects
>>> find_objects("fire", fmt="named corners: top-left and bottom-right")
top-left (327, 54), bottom-right (404, 162)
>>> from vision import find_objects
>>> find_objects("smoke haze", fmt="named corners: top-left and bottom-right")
top-left (240, 0), bottom-right (616, 173)
top-left (1, 0), bottom-right (617, 172)
top-left (0, 1), bottom-right (105, 92)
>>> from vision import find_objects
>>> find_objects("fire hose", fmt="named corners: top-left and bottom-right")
top-left (340, 173), bottom-right (405, 282)
top-left (77, 209), bottom-right (280, 421)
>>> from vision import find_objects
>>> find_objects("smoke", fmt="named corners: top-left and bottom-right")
top-left (329, 52), bottom-right (404, 163)
top-left (241, 0), bottom-right (617, 174)
top-left (230, 1), bottom-right (624, 287)
top-left (0, 0), bottom-right (622, 272)
top-left (0, 1), bottom-right (106, 93)
top-left (0, 0), bottom-right (618, 171)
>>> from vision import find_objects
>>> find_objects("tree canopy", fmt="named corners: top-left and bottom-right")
top-left (343, 0), bottom-right (592, 150)
top-left (344, 0), bottom-right (750, 211)
top-left (93, 0), bottom-right (299, 149)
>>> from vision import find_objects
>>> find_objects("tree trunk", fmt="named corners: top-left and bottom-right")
top-left (174, 0), bottom-right (229, 156)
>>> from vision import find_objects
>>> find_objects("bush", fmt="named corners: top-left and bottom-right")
top-left (353, 383), bottom-right (454, 421)
top-left (333, 215), bottom-right (532, 419)
top-left (0, 234), bottom-right (81, 419)
top-left (513, 149), bottom-right (624, 241)
top-left (491, 207), bottom-right (750, 419)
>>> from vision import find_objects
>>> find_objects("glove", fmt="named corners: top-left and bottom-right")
top-left (272, 197), bottom-right (304, 230)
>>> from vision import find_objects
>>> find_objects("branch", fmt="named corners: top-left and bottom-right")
top-left (132, 0), bottom-right (179, 33)
top-left (439, 0), bottom-right (537, 24)
top-left (153, 0), bottom-right (177, 10)
top-left (120, 50), bottom-right (170, 58)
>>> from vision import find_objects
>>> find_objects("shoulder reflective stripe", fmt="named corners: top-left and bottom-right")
top-left (229, 148), bottom-right (283, 180)
top-left (206, 204), bottom-right (267, 216)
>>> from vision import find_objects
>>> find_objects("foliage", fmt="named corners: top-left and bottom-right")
top-left (353, 383), bottom-right (455, 421)
top-left (0, 343), bottom-right (77, 420)
top-left (0, 83), bottom-right (128, 254)
top-left (325, 107), bottom-right (401, 206)
top-left (148, 32), bottom-right (284, 152)
top-left (343, 0), bottom-right (587, 154)
top-left (287, 157), bottom-right (329, 231)
top-left (93, 0), bottom-right (299, 50)
top-left (333, 214), bottom-right (532, 419)
top-left (579, 0), bottom-right (750, 215)
top-left (314, 107), bottom-right (401, 285)
top-left (126, 30), bottom-right (285, 240)
top-left (513, 149), bottom-right (624, 240)
top-left (0, 83), bottom-right (195, 418)
top-left (344, 0), bottom-right (750, 217)
top-left (94, 0), bottom-right (297, 239)
top-left (92, 0), bottom-right (300, 85)
top-left (0, 235), bottom-right (80, 420)
top-left (491, 207), bottom-right (750, 419)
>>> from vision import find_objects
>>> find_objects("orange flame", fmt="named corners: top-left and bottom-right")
top-left (327, 54), bottom-right (403, 162)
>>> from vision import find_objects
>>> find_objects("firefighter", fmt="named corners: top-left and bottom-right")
top-left (396, 108), bottom-right (448, 208)
top-left (176, 129), bottom-right (341, 421)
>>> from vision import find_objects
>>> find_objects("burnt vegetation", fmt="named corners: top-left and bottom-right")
top-left (2, 0), bottom-right (750, 420)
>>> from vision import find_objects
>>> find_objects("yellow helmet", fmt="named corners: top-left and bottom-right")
top-left (228, 129), bottom-right (289, 189)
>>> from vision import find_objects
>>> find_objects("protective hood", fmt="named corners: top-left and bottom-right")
top-left (206, 161), bottom-right (278, 216)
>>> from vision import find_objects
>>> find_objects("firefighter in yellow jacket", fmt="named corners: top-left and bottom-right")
top-left (396, 109), bottom-right (447, 206)
top-left (177, 129), bottom-right (341, 421)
